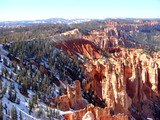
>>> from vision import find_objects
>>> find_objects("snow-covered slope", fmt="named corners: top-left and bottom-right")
top-left (0, 42), bottom-right (82, 120)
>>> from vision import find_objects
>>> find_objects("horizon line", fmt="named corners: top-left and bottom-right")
top-left (1, 17), bottom-right (160, 22)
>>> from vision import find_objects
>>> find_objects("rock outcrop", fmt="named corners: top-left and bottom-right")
top-left (52, 28), bottom-right (160, 119)
top-left (105, 20), bottom-right (160, 32)
top-left (52, 80), bottom-right (87, 111)
top-left (83, 28), bottom-right (125, 49)
top-left (83, 20), bottom-right (160, 50)
top-left (55, 39), bottom-right (101, 59)
top-left (63, 104), bottom-right (130, 120)
top-left (53, 29), bottom-right (82, 42)
top-left (82, 111), bottom-right (94, 120)
top-left (83, 48), bottom-right (160, 119)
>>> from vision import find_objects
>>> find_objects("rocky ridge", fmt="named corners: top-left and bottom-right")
top-left (83, 20), bottom-right (160, 50)
top-left (53, 29), bottom-right (101, 59)
top-left (53, 28), bottom-right (160, 119)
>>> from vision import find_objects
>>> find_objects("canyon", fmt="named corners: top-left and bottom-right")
top-left (53, 25), bottom-right (160, 119)
top-left (1, 19), bottom-right (160, 120)
top-left (83, 20), bottom-right (160, 50)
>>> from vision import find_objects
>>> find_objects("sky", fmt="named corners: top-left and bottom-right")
top-left (0, 0), bottom-right (160, 21)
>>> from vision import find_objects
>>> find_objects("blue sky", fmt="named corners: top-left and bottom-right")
top-left (0, 0), bottom-right (160, 21)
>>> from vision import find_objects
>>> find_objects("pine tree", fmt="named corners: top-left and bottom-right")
top-left (14, 107), bottom-right (17, 120)
top-left (33, 76), bottom-right (37, 91)
top-left (18, 72), bottom-right (22, 85)
top-left (14, 89), bottom-right (17, 102)
top-left (19, 111), bottom-right (22, 120)
top-left (34, 93), bottom-right (38, 105)
top-left (52, 108), bottom-right (55, 117)
top-left (11, 105), bottom-right (17, 120)
top-left (8, 84), bottom-right (12, 100)
top-left (0, 77), bottom-right (2, 90)
top-left (37, 105), bottom-right (43, 118)
top-left (2, 67), bottom-right (8, 78)
top-left (10, 72), bottom-right (13, 80)
top-left (0, 101), bottom-right (3, 120)
top-left (49, 108), bottom-right (52, 120)
top-left (45, 107), bottom-right (48, 113)
top-left (11, 106), bottom-right (14, 118)
top-left (29, 67), bottom-right (32, 78)
top-left (28, 99), bottom-right (32, 115)
top-left (22, 78), bottom-right (27, 94)
top-left (2, 82), bottom-right (7, 95)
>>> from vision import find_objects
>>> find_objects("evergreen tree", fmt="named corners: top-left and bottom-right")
top-left (34, 93), bottom-right (38, 105)
top-left (10, 72), bottom-right (13, 80)
top-left (18, 72), bottom-right (22, 85)
top-left (28, 99), bottom-right (33, 115)
top-left (49, 108), bottom-right (52, 120)
top-left (19, 111), bottom-right (22, 120)
top-left (0, 101), bottom-right (3, 120)
top-left (37, 105), bottom-right (43, 118)
top-left (2, 82), bottom-right (7, 95)
top-left (29, 67), bottom-right (32, 78)
top-left (11, 105), bottom-right (17, 120)
top-left (33, 76), bottom-right (37, 91)
top-left (8, 84), bottom-right (12, 100)
top-left (15, 107), bottom-right (17, 120)
top-left (0, 77), bottom-right (2, 90)
top-left (52, 108), bottom-right (55, 117)
top-left (22, 78), bottom-right (27, 94)
top-left (11, 106), bottom-right (14, 120)
top-left (14, 89), bottom-right (17, 102)
top-left (2, 67), bottom-right (8, 78)
top-left (45, 107), bottom-right (48, 114)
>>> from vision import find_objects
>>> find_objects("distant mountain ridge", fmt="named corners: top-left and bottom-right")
top-left (0, 18), bottom-right (92, 28)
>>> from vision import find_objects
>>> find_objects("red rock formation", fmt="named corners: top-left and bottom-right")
top-left (63, 104), bottom-right (130, 120)
top-left (52, 29), bottom-right (160, 119)
top-left (52, 95), bottom-right (70, 111)
top-left (83, 20), bottom-right (160, 50)
top-left (52, 80), bottom-right (87, 111)
top-left (83, 28), bottom-right (125, 49)
top-left (105, 20), bottom-right (160, 32)
top-left (84, 48), bottom-right (160, 119)
top-left (67, 80), bottom-right (87, 110)
top-left (55, 39), bottom-right (101, 59)
top-left (52, 28), bottom-right (101, 59)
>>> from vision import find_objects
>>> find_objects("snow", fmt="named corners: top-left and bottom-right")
top-left (2, 80), bottom-right (38, 120)
top-left (0, 44), bottom-right (9, 56)
top-left (0, 51), bottom-right (64, 120)
top-left (58, 80), bottom-right (66, 89)
top-left (76, 52), bottom-right (83, 59)
top-left (82, 97), bottom-right (89, 104)
top-left (59, 110), bottom-right (73, 116)
top-left (1, 74), bottom-right (64, 120)
top-left (0, 42), bottom-right (84, 120)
